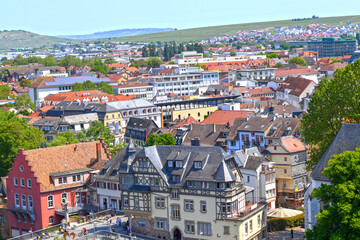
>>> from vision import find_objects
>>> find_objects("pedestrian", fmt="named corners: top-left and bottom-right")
top-left (291, 229), bottom-right (294, 239)
top-left (112, 227), bottom-right (115, 232)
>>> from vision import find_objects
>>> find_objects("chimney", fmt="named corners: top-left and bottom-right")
top-left (191, 137), bottom-right (200, 146)
top-left (96, 142), bottom-right (102, 162)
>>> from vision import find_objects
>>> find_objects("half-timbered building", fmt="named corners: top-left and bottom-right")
top-left (102, 141), bottom-right (267, 240)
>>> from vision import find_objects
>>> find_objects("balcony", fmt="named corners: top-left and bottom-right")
top-left (243, 140), bottom-right (250, 146)
top-left (55, 203), bottom-right (98, 216)
top-left (8, 205), bottom-right (35, 223)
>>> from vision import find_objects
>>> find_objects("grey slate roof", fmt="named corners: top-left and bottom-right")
top-left (311, 123), bottom-right (360, 181)
top-left (233, 147), bottom-right (261, 168)
top-left (243, 156), bottom-right (267, 170)
top-left (46, 101), bottom-right (107, 120)
top-left (106, 99), bottom-right (155, 110)
top-left (125, 117), bottom-right (159, 139)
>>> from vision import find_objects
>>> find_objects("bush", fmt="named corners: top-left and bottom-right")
top-left (267, 213), bottom-right (304, 232)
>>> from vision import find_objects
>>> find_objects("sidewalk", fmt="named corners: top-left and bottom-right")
top-left (268, 226), bottom-right (305, 240)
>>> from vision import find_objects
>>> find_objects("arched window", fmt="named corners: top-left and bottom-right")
top-left (129, 111), bottom-right (133, 115)
top-left (123, 112), bottom-right (127, 116)
top-left (15, 193), bottom-right (20, 208)
top-left (148, 109), bottom-right (152, 113)
top-left (134, 110), bottom-right (138, 115)
top-left (143, 109), bottom-right (147, 114)
top-left (21, 194), bottom-right (27, 210)
top-left (61, 193), bottom-right (67, 204)
top-left (49, 216), bottom-right (54, 225)
top-left (28, 195), bottom-right (33, 210)
top-left (47, 195), bottom-right (54, 209)
top-left (153, 108), bottom-right (157, 112)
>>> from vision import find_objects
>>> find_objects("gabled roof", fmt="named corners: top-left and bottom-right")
top-left (311, 123), bottom-right (360, 181)
top-left (238, 117), bottom-right (273, 132)
top-left (174, 116), bottom-right (199, 128)
top-left (275, 68), bottom-right (318, 77)
top-left (16, 141), bottom-right (110, 192)
top-left (266, 118), bottom-right (300, 139)
top-left (247, 87), bottom-right (275, 96)
top-left (201, 110), bottom-right (253, 125)
top-left (182, 124), bottom-right (227, 146)
top-left (276, 76), bottom-right (315, 97)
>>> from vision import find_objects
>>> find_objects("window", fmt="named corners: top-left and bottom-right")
top-left (175, 161), bottom-right (183, 168)
top-left (48, 195), bottom-right (54, 209)
top-left (284, 157), bottom-right (287, 161)
top-left (171, 189), bottom-right (179, 199)
top-left (200, 201), bottom-right (207, 213)
top-left (198, 222), bottom-right (211, 236)
top-left (61, 193), bottom-right (67, 204)
top-left (59, 177), bottom-right (62, 184)
top-left (224, 226), bottom-right (230, 235)
top-left (0, 215), bottom-right (3, 225)
top-left (184, 200), bottom-right (194, 212)
top-left (21, 194), bottom-right (26, 210)
top-left (185, 221), bottom-right (195, 234)
top-left (49, 216), bottom-right (54, 225)
top-left (245, 223), bottom-right (248, 235)
top-left (194, 161), bottom-right (202, 169)
top-left (168, 161), bottom-right (173, 168)
top-left (27, 179), bottom-right (32, 188)
top-left (250, 220), bottom-right (253, 232)
top-left (134, 197), bottom-right (139, 208)
top-left (123, 196), bottom-right (129, 206)
top-left (155, 197), bottom-right (165, 209)
top-left (63, 177), bottom-right (67, 184)
top-left (283, 181), bottom-right (287, 188)
top-left (284, 169), bottom-right (287, 174)
top-left (14, 177), bottom-right (18, 186)
top-left (20, 178), bottom-right (25, 187)
top-left (28, 195), bottom-right (33, 210)
top-left (155, 218), bottom-right (167, 230)
top-left (172, 175), bottom-right (180, 182)
top-left (172, 205), bottom-right (180, 220)
top-left (274, 146), bottom-right (277, 150)
top-left (258, 215), bottom-right (261, 226)
top-left (247, 176), bottom-right (250, 183)
top-left (72, 175), bottom-right (76, 182)
top-left (15, 194), bottom-right (20, 208)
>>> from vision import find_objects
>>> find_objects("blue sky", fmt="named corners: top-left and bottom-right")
top-left (1, 0), bottom-right (359, 36)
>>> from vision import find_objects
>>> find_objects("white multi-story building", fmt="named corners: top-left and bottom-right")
top-left (233, 148), bottom-right (277, 209)
top-left (106, 99), bottom-right (162, 129)
top-left (112, 83), bottom-right (154, 100)
top-left (229, 68), bottom-right (276, 88)
top-left (145, 72), bottom-right (219, 97)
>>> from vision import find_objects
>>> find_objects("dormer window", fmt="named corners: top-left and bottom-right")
top-left (168, 161), bottom-right (173, 168)
top-left (139, 160), bottom-right (148, 168)
top-left (175, 161), bottom-right (183, 168)
top-left (172, 175), bottom-right (180, 182)
top-left (194, 161), bottom-right (202, 169)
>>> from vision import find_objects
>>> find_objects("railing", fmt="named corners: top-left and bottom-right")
top-left (8, 223), bottom-right (64, 240)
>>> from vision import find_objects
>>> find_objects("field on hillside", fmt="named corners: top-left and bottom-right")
top-left (105, 15), bottom-right (360, 43)
top-left (0, 30), bottom-right (79, 51)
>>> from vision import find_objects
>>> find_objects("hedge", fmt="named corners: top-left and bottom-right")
top-left (267, 213), bottom-right (304, 232)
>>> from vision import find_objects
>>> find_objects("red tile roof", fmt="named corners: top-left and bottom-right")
top-left (281, 137), bottom-right (305, 152)
top-left (43, 90), bottom-right (135, 106)
top-left (247, 88), bottom-right (275, 96)
top-left (276, 76), bottom-right (314, 97)
top-left (19, 141), bottom-right (110, 192)
top-left (201, 110), bottom-right (253, 125)
top-left (275, 68), bottom-right (318, 77)
top-left (174, 116), bottom-right (199, 128)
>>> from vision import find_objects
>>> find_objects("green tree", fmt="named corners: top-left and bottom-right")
top-left (0, 85), bottom-right (12, 99)
top-left (230, 51), bottom-right (236, 57)
top-left (0, 68), bottom-right (9, 82)
top-left (0, 110), bottom-right (43, 176)
top-left (91, 65), bottom-right (108, 74)
top-left (104, 57), bottom-right (116, 64)
top-left (280, 42), bottom-right (290, 50)
top-left (83, 121), bottom-right (114, 146)
top-left (288, 57), bottom-right (307, 66)
top-left (108, 142), bottom-right (126, 157)
top-left (20, 79), bottom-right (32, 87)
top-left (97, 81), bottom-right (113, 94)
top-left (305, 149), bottom-right (360, 239)
top-left (59, 55), bottom-right (82, 67)
top-left (147, 57), bottom-right (163, 68)
top-left (274, 62), bottom-right (284, 68)
top-left (178, 43), bottom-right (185, 53)
top-left (266, 53), bottom-right (278, 59)
top-left (50, 131), bottom-right (80, 147)
top-left (12, 55), bottom-right (28, 65)
top-left (141, 46), bottom-right (149, 57)
top-left (300, 59), bottom-right (360, 170)
top-left (43, 55), bottom-right (57, 66)
top-left (13, 94), bottom-right (35, 111)
top-left (145, 133), bottom-right (176, 147)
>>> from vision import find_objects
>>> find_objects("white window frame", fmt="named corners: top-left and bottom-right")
top-left (61, 193), bottom-right (67, 204)
top-left (15, 193), bottom-right (20, 208)
top-left (49, 216), bottom-right (54, 225)
top-left (47, 195), bottom-right (54, 209)
top-left (21, 194), bottom-right (27, 210)
top-left (28, 195), bottom-right (33, 211)
top-left (20, 178), bottom-right (25, 187)
top-left (14, 177), bottom-right (18, 186)
top-left (27, 179), bottom-right (32, 188)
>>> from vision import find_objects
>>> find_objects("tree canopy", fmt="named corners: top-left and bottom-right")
top-left (145, 133), bottom-right (176, 147)
top-left (0, 85), bottom-right (12, 99)
top-left (71, 80), bottom-right (113, 94)
top-left (300, 59), bottom-right (360, 170)
top-left (0, 110), bottom-right (44, 176)
top-left (305, 149), bottom-right (360, 239)
top-left (288, 57), bottom-right (307, 66)
top-left (266, 53), bottom-right (278, 59)
top-left (13, 94), bottom-right (35, 111)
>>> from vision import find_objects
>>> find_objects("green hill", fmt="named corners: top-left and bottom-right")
top-left (0, 30), bottom-right (79, 51)
top-left (103, 15), bottom-right (360, 43)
